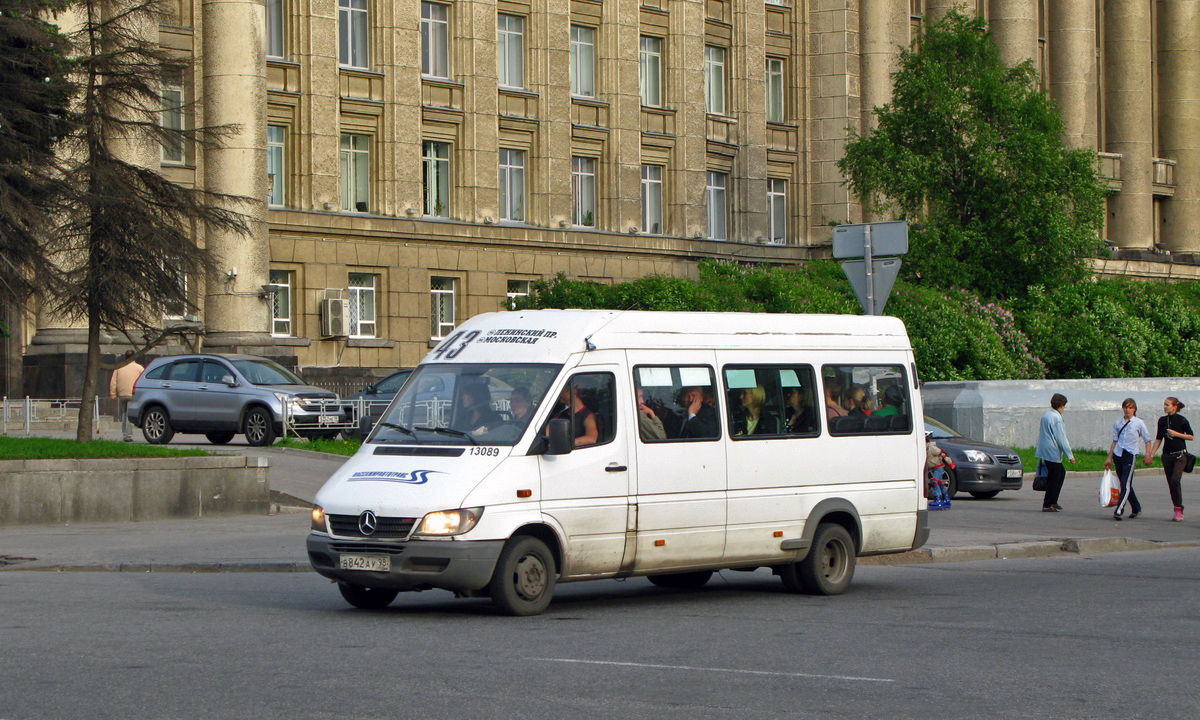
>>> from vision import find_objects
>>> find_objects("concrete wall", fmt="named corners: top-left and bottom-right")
top-left (0, 456), bottom-right (270, 526)
top-left (923, 378), bottom-right (1200, 451)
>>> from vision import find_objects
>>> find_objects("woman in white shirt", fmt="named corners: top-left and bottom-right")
top-left (1103, 397), bottom-right (1153, 521)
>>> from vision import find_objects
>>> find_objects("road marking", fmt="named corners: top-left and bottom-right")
top-left (530, 657), bottom-right (894, 683)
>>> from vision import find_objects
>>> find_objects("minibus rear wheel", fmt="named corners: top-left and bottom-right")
top-left (778, 523), bottom-right (855, 595)
top-left (338, 582), bottom-right (399, 610)
top-left (489, 536), bottom-right (557, 616)
top-left (647, 571), bottom-right (713, 589)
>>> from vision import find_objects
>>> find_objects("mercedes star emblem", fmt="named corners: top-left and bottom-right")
top-left (357, 510), bottom-right (378, 536)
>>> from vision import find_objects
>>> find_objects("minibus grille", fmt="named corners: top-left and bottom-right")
top-left (328, 514), bottom-right (417, 539)
top-left (327, 542), bottom-right (407, 555)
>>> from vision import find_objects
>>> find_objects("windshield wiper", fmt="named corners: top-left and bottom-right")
top-left (377, 422), bottom-right (420, 441)
top-left (414, 426), bottom-right (477, 445)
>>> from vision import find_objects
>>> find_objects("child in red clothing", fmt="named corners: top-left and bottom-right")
top-left (926, 433), bottom-right (957, 510)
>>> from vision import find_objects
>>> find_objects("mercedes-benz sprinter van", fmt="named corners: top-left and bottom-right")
top-left (307, 310), bottom-right (929, 615)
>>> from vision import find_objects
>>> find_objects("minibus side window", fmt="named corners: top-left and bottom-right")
top-left (822, 364), bottom-right (912, 436)
top-left (633, 365), bottom-right (721, 442)
top-left (545, 372), bottom-right (616, 448)
top-left (723, 365), bottom-right (819, 439)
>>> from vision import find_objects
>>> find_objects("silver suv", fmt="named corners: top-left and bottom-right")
top-left (128, 354), bottom-right (347, 446)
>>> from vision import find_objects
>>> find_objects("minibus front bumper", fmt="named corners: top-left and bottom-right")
top-left (307, 534), bottom-right (505, 593)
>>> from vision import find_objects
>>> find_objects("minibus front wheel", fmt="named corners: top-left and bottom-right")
top-left (778, 523), bottom-right (855, 596)
top-left (489, 536), bottom-right (557, 616)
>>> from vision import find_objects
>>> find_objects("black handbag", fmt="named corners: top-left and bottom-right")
top-left (1032, 460), bottom-right (1047, 491)
top-left (1184, 451), bottom-right (1197, 474)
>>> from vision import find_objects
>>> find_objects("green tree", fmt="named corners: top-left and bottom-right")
top-left (837, 10), bottom-right (1107, 299)
top-left (0, 0), bottom-right (73, 309)
top-left (50, 0), bottom-right (253, 440)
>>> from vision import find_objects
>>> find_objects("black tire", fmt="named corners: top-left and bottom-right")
top-left (783, 522), bottom-right (855, 596)
top-left (969, 490), bottom-right (1002, 499)
top-left (647, 570), bottom-right (714, 589)
top-left (243, 407), bottom-right (277, 447)
top-left (141, 406), bottom-right (174, 445)
top-left (488, 536), bottom-right (556, 616)
top-left (945, 468), bottom-right (959, 498)
top-left (205, 431), bottom-right (236, 445)
top-left (337, 583), bottom-right (399, 610)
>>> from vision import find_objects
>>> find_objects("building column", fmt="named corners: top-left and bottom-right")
top-left (989, 0), bottom-right (1039, 68)
top-left (1157, 0), bottom-right (1200, 253)
top-left (807, 0), bottom-right (861, 234)
top-left (732, 0), bottom-right (768, 241)
top-left (1048, 0), bottom-right (1099, 151)
top-left (925, 0), bottom-right (971, 23)
top-left (860, 0), bottom-right (909, 223)
top-left (200, 0), bottom-right (272, 349)
top-left (1104, 0), bottom-right (1154, 249)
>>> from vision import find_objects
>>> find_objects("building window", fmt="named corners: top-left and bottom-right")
top-left (507, 279), bottom-right (530, 309)
top-left (266, 0), bottom-right (285, 59)
top-left (705, 46), bottom-right (726, 115)
top-left (706, 171), bottom-right (727, 240)
top-left (766, 58), bottom-right (785, 123)
top-left (570, 25), bottom-right (595, 98)
top-left (499, 148), bottom-right (525, 221)
top-left (340, 133), bottom-right (370, 212)
top-left (768, 178), bottom-right (786, 244)
top-left (339, 0), bottom-right (369, 68)
top-left (267, 125), bottom-right (286, 207)
top-left (640, 36), bottom-right (662, 107)
top-left (431, 276), bottom-right (457, 340)
top-left (348, 272), bottom-right (377, 338)
top-left (572, 156), bottom-right (597, 227)
top-left (497, 14), bottom-right (525, 89)
top-left (641, 164), bottom-right (663, 234)
top-left (422, 140), bottom-right (451, 217)
top-left (163, 265), bottom-right (188, 319)
top-left (160, 74), bottom-right (185, 164)
top-left (269, 269), bottom-right (293, 336)
top-left (421, 2), bottom-right (450, 79)
top-left (766, 0), bottom-right (787, 5)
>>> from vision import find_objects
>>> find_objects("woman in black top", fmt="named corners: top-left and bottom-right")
top-left (1147, 396), bottom-right (1194, 522)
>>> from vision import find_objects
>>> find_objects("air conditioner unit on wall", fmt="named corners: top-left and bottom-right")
top-left (320, 298), bottom-right (348, 338)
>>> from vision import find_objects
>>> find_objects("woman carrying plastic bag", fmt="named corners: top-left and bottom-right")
top-left (1103, 398), bottom-right (1154, 521)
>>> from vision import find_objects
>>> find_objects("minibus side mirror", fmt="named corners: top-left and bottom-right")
top-left (545, 418), bottom-right (573, 456)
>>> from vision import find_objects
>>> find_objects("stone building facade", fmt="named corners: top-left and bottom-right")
top-left (10, 0), bottom-right (1200, 396)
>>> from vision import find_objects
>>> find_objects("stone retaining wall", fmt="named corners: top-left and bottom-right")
top-left (0, 456), bottom-right (270, 526)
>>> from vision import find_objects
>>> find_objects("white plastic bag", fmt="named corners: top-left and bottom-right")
top-left (1098, 469), bottom-right (1120, 508)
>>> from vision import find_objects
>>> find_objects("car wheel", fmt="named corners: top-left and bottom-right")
top-left (205, 431), bottom-right (236, 445)
top-left (141, 406), bottom-right (174, 445)
top-left (243, 407), bottom-right (277, 447)
top-left (790, 522), bottom-right (855, 596)
top-left (337, 583), bottom-right (399, 610)
top-left (945, 467), bottom-right (959, 498)
top-left (647, 570), bottom-right (713, 589)
top-left (488, 536), bottom-right (556, 616)
top-left (969, 490), bottom-right (1002, 499)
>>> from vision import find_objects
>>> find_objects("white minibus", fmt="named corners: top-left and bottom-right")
top-left (307, 310), bottom-right (929, 615)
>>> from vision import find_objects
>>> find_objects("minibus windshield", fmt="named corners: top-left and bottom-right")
top-left (371, 363), bottom-right (560, 445)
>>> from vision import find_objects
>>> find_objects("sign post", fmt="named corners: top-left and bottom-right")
top-left (832, 221), bottom-right (909, 315)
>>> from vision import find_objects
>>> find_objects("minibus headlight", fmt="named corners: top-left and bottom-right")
top-left (311, 505), bottom-right (326, 532)
top-left (415, 508), bottom-right (483, 536)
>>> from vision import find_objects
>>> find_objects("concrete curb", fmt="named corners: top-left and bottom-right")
top-left (3, 538), bottom-right (1198, 573)
top-left (858, 537), bottom-right (1200, 566)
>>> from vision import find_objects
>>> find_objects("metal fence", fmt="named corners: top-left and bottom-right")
top-left (2, 397), bottom-right (100, 435)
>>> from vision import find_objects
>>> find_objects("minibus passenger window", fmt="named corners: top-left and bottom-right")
top-left (723, 365), bottom-right (818, 439)
top-left (633, 366), bottom-right (720, 441)
top-left (822, 365), bottom-right (912, 436)
top-left (546, 373), bottom-right (615, 447)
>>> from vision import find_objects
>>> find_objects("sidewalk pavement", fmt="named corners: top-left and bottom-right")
top-left (2, 426), bottom-right (1198, 571)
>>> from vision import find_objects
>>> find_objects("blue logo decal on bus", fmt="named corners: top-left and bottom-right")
top-left (348, 469), bottom-right (443, 485)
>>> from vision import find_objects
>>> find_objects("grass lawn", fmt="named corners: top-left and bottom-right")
top-left (1013, 447), bottom-right (1162, 474)
top-left (0, 436), bottom-right (210, 460)
top-left (275, 437), bottom-right (362, 456)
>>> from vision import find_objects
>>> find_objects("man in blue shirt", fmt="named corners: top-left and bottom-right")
top-left (1035, 393), bottom-right (1076, 512)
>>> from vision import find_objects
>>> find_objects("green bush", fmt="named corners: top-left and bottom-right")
top-left (515, 260), bottom-right (1200, 383)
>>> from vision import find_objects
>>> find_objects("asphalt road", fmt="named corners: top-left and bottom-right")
top-left (3, 548), bottom-right (1198, 720)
